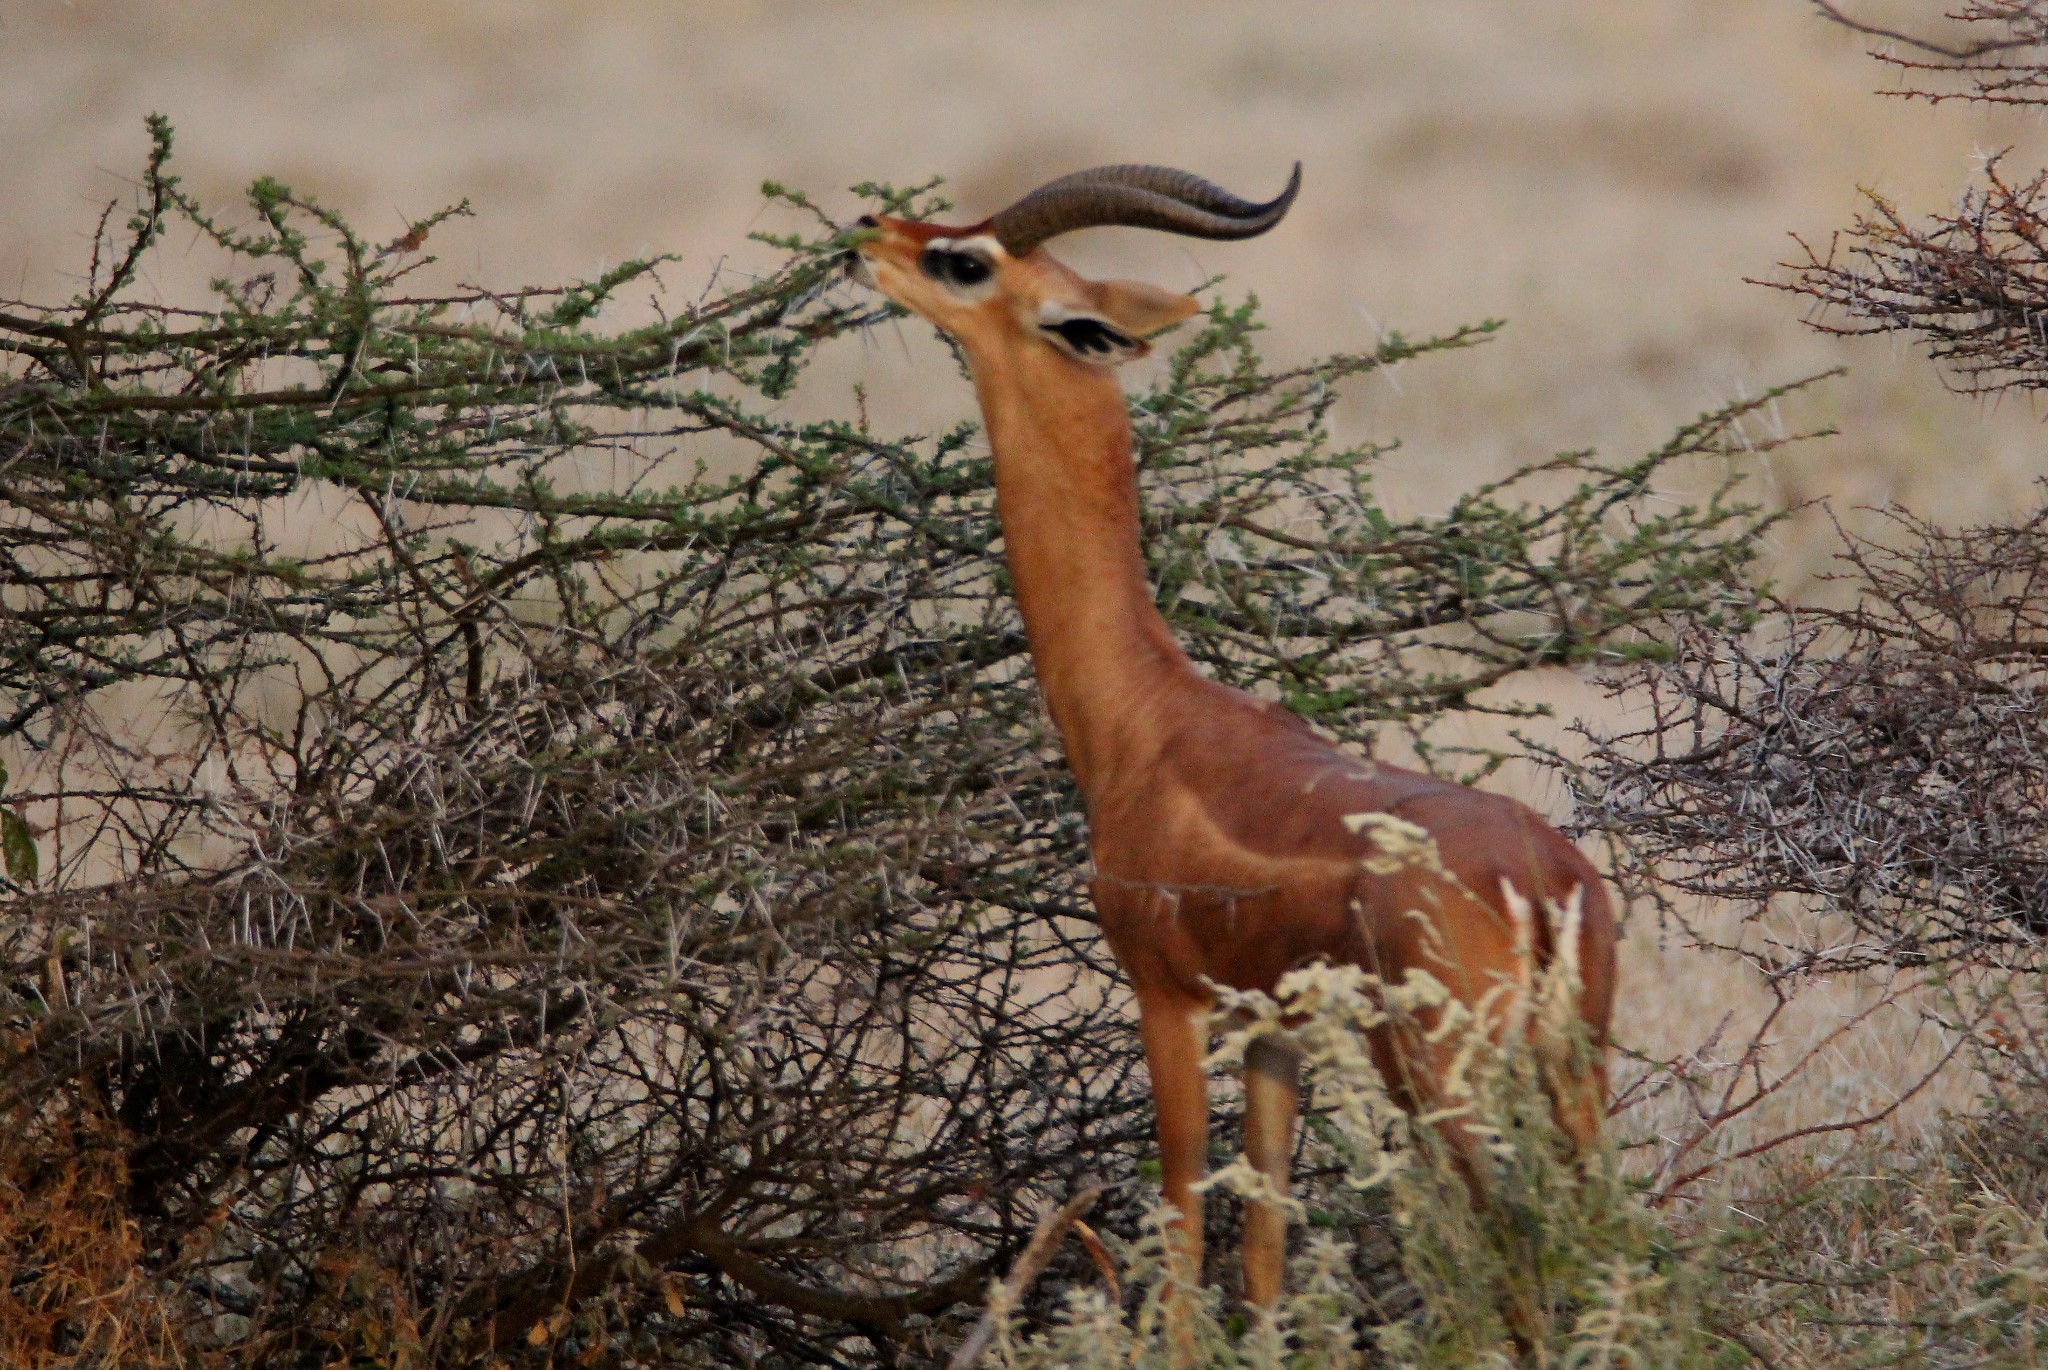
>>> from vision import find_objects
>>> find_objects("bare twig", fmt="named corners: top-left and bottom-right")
top-left (1811, 1), bottom-right (2044, 60)
top-left (948, 1186), bottom-right (1103, 1370)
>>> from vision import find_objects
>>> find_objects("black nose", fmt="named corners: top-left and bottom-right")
top-left (854, 214), bottom-right (879, 229)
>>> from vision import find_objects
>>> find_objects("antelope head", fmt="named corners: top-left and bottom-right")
top-left (849, 163), bottom-right (1300, 367)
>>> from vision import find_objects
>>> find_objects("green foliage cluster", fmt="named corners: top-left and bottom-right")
top-left (1, 119), bottom-right (1810, 1366)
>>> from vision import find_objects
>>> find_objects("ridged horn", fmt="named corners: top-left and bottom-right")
top-left (988, 162), bottom-right (1302, 257)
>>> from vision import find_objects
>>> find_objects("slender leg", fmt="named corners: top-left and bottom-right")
top-left (1240, 1034), bottom-right (1302, 1309)
top-left (1136, 995), bottom-right (1211, 1285)
top-left (1138, 996), bottom-right (1212, 1368)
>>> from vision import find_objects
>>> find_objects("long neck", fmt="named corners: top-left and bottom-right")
top-left (964, 342), bottom-right (1196, 798)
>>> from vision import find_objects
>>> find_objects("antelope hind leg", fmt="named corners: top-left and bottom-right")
top-left (1240, 1034), bottom-right (1303, 1310)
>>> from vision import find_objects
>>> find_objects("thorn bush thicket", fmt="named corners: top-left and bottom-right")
top-left (1582, 7), bottom-right (2048, 984)
top-left (1782, 3), bottom-right (2048, 397)
top-left (1571, 502), bottom-right (2048, 979)
top-left (2, 119), bottom-right (1798, 1366)
top-left (1517, 13), bottom-right (2048, 1367)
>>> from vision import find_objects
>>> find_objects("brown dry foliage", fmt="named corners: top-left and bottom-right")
top-left (1783, 4), bottom-right (2048, 395)
top-left (1574, 500), bottom-right (2048, 978)
top-left (0, 1109), bottom-right (175, 1369)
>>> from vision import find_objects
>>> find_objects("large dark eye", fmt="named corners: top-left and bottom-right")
top-left (917, 247), bottom-right (993, 288)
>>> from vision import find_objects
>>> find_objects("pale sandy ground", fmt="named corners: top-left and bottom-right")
top-left (5, 1), bottom-right (2040, 1159)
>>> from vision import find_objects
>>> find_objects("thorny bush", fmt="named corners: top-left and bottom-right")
top-left (1573, 502), bottom-right (2048, 979)
top-left (1579, 5), bottom-right (2048, 985)
top-left (1498, 11), bottom-right (2048, 1365)
top-left (1787, 3), bottom-right (2048, 397)
top-left (0, 119), bottom-right (1801, 1366)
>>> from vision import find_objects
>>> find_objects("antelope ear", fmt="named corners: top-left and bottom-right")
top-left (1038, 304), bottom-right (1149, 365)
top-left (1088, 279), bottom-right (1201, 338)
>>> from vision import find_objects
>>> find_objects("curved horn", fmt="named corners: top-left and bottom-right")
top-left (988, 162), bottom-right (1301, 257)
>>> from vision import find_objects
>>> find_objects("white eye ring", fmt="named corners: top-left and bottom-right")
top-left (917, 236), bottom-right (1000, 296)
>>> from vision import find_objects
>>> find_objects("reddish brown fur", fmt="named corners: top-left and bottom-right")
top-left (856, 209), bottom-right (1616, 1315)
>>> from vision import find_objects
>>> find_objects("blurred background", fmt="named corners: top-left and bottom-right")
top-left (5, 0), bottom-right (2038, 1122)
top-left (6, 0), bottom-right (2042, 549)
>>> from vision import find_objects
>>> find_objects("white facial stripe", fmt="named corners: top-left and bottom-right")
top-left (930, 234), bottom-right (1004, 259)
top-left (1036, 302), bottom-right (1097, 328)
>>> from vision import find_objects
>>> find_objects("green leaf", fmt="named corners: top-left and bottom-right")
top-left (2, 809), bottom-right (35, 884)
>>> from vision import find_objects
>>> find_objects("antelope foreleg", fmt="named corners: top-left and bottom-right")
top-left (1136, 995), bottom-right (1211, 1281)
